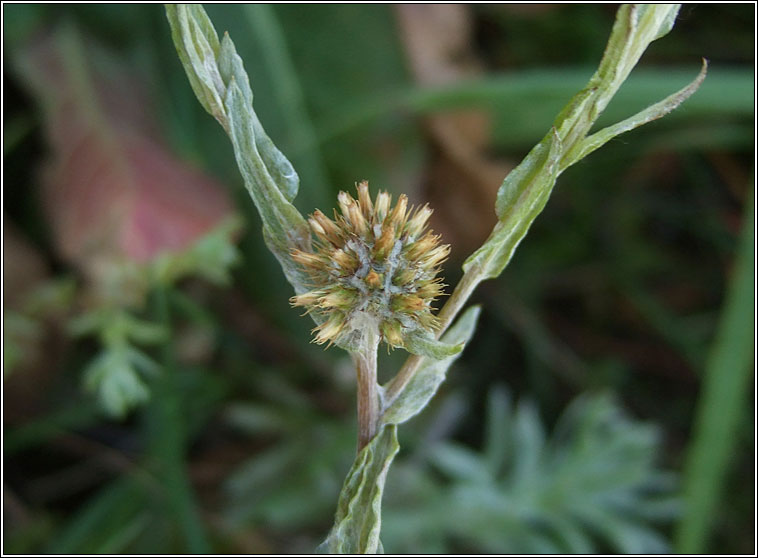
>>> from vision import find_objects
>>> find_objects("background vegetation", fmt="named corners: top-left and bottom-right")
top-left (3, 4), bottom-right (754, 554)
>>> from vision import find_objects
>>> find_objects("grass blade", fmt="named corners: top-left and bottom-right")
top-left (674, 187), bottom-right (755, 553)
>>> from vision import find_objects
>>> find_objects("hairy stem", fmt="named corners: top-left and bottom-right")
top-left (354, 325), bottom-right (380, 451)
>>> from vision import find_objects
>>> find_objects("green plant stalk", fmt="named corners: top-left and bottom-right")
top-left (674, 188), bottom-right (755, 553)
top-left (146, 285), bottom-right (211, 553)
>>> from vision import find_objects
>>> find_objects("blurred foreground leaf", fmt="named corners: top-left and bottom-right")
top-left (13, 22), bottom-right (240, 415)
top-left (223, 400), bottom-right (355, 530)
top-left (383, 389), bottom-right (679, 554)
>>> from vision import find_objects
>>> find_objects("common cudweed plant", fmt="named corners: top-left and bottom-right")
top-left (167, 4), bottom-right (705, 553)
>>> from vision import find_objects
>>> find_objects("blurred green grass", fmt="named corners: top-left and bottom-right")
top-left (3, 4), bottom-right (754, 554)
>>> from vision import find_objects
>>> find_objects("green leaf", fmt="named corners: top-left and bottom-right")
top-left (218, 31), bottom-right (300, 204)
top-left (165, 4), bottom-right (226, 128)
top-left (484, 385), bottom-right (511, 477)
top-left (463, 129), bottom-right (562, 280)
top-left (383, 390), bottom-right (678, 554)
top-left (4, 400), bottom-right (99, 455)
top-left (402, 330), bottom-right (463, 361)
top-left (554, 4), bottom-right (688, 170)
top-left (46, 477), bottom-right (146, 554)
top-left (166, 4), bottom-right (312, 295)
top-left (566, 59), bottom-right (708, 168)
top-left (151, 216), bottom-right (242, 286)
top-left (458, 4), bottom-right (702, 287)
top-left (510, 398), bottom-right (546, 487)
top-left (83, 346), bottom-right (157, 417)
top-left (75, 307), bottom-right (166, 417)
top-left (223, 77), bottom-right (310, 268)
top-left (317, 67), bottom-right (750, 152)
top-left (318, 425), bottom-right (400, 554)
top-left (381, 306), bottom-right (481, 425)
top-left (120, 317), bottom-right (169, 345)
top-left (494, 128), bottom-right (562, 220)
top-left (430, 443), bottom-right (492, 484)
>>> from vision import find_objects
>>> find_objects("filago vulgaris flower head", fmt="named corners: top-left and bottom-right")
top-left (290, 181), bottom-right (450, 350)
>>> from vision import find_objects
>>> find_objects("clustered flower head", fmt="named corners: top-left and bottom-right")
top-left (290, 181), bottom-right (449, 349)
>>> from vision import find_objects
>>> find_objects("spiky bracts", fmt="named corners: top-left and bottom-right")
top-left (290, 181), bottom-right (449, 349)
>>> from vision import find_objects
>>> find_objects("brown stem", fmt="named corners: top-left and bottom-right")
top-left (354, 327), bottom-right (380, 452)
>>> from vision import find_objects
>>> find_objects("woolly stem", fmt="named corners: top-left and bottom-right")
top-left (353, 322), bottom-right (380, 452)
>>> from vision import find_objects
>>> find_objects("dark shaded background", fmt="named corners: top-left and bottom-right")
top-left (3, 4), bottom-right (754, 554)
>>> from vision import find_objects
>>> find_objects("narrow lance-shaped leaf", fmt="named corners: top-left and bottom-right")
top-left (565, 59), bottom-right (708, 168)
top-left (381, 306), bottom-right (481, 425)
top-left (166, 4), bottom-right (313, 294)
top-left (224, 78), bottom-right (311, 284)
top-left (165, 4), bottom-right (226, 129)
top-left (463, 129), bottom-right (561, 279)
top-left (461, 3), bottom-right (704, 283)
top-left (555, 4), bottom-right (682, 166)
top-left (318, 425), bottom-right (400, 554)
top-left (217, 33), bottom-right (300, 204)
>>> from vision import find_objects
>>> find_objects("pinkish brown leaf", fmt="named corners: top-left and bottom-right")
top-left (15, 26), bottom-right (236, 276)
